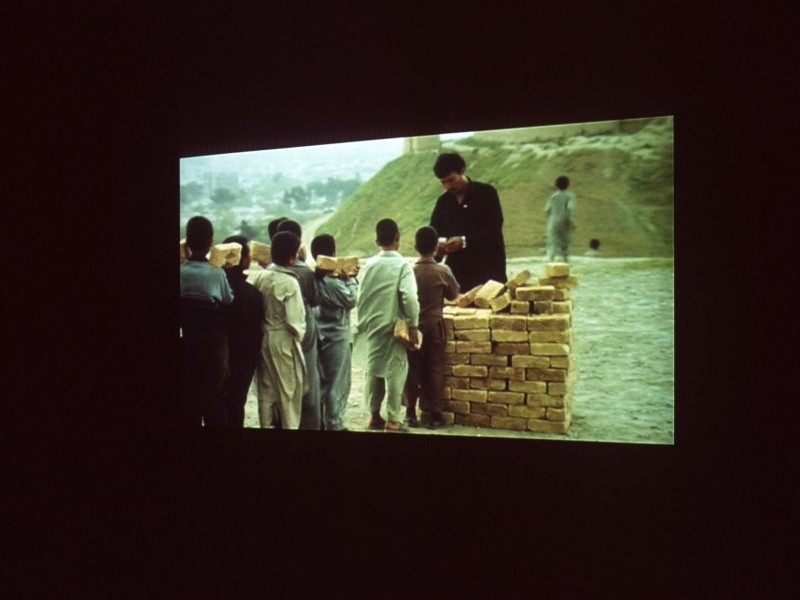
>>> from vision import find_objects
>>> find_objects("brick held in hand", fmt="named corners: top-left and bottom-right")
top-left (315, 255), bottom-right (360, 276)
top-left (249, 241), bottom-right (272, 265)
top-left (393, 320), bottom-right (423, 350)
top-left (208, 242), bottom-right (242, 268)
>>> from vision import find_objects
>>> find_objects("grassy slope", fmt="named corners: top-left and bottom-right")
top-left (318, 122), bottom-right (674, 258)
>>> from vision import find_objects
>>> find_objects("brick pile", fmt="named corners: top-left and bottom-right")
top-left (436, 263), bottom-right (578, 434)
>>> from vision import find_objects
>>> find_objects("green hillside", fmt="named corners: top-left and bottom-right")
top-left (318, 119), bottom-right (674, 258)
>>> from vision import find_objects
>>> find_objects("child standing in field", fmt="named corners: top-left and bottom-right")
top-left (310, 234), bottom-right (359, 431)
top-left (179, 215), bottom-right (234, 427)
top-left (354, 219), bottom-right (420, 432)
top-left (404, 226), bottom-right (460, 429)
top-left (249, 231), bottom-right (306, 429)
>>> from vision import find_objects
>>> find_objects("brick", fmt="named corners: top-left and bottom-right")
top-left (546, 407), bottom-right (567, 421)
top-left (551, 301), bottom-right (572, 314)
top-left (509, 380), bottom-right (547, 394)
top-left (452, 364), bottom-right (488, 378)
top-left (452, 307), bottom-right (478, 314)
top-left (527, 314), bottom-right (570, 331)
top-left (511, 355), bottom-right (550, 369)
top-left (530, 343), bottom-right (570, 357)
top-left (454, 329), bottom-right (490, 342)
top-left (456, 284), bottom-right (483, 308)
top-left (510, 300), bottom-right (530, 314)
top-left (489, 315), bottom-right (528, 331)
top-left (544, 262), bottom-right (570, 277)
top-left (550, 357), bottom-right (571, 369)
top-left (443, 400), bottom-right (470, 415)
top-left (491, 416), bottom-right (528, 431)
top-left (538, 276), bottom-right (578, 289)
top-left (489, 292), bottom-right (511, 313)
top-left (553, 288), bottom-right (570, 301)
top-left (470, 378), bottom-right (507, 390)
top-left (526, 368), bottom-right (567, 382)
top-left (445, 353), bottom-right (471, 365)
top-left (515, 286), bottom-right (556, 301)
top-left (489, 367), bottom-right (526, 381)
top-left (547, 383), bottom-right (568, 395)
top-left (491, 329), bottom-right (529, 342)
top-left (528, 331), bottom-right (571, 344)
top-left (527, 394), bottom-right (565, 408)
top-left (451, 389), bottom-right (488, 403)
top-left (493, 342), bottom-right (530, 355)
top-left (455, 341), bottom-right (493, 354)
top-left (506, 269), bottom-right (532, 291)
top-left (453, 315), bottom-right (490, 329)
top-left (528, 418), bottom-right (569, 433)
top-left (532, 301), bottom-right (552, 314)
top-left (470, 402), bottom-right (508, 417)
top-left (487, 391), bottom-right (526, 405)
top-left (508, 405), bottom-right (547, 419)
top-left (445, 376), bottom-right (471, 390)
top-left (473, 280), bottom-right (506, 308)
top-left (470, 354), bottom-right (508, 366)
top-left (440, 412), bottom-right (456, 425)
top-left (446, 341), bottom-right (456, 353)
top-left (455, 413), bottom-right (491, 427)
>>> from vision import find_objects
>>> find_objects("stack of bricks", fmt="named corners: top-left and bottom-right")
top-left (438, 263), bottom-right (578, 434)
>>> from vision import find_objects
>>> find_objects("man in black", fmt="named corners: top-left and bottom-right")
top-left (430, 153), bottom-right (507, 291)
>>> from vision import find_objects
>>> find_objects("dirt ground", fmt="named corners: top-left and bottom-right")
top-left (242, 255), bottom-right (674, 445)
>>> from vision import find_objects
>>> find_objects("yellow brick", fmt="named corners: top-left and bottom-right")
top-left (527, 418), bottom-right (569, 433)
top-left (508, 405), bottom-right (547, 419)
top-left (527, 394), bottom-right (565, 408)
top-left (455, 413), bottom-right (491, 427)
top-left (529, 331), bottom-right (571, 344)
top-left (509, 380), bottom-right (547, 394)
top-left (511, 355), bottom-right (550, 369)
top-left (544, 262), bottom-right (570, 277)
top-left (455, 341), bottom-right (493, 354)
top-left (515, 286), bottom-right (556, 301)
top-left (489, 292), bottom-right (511, 313)
top-left (532, 301), bottom-right (552, 314)
top-left (452, 364), bottom-right (488, 378)
top-left (491, 329), bottom-right (529, 342)
top-left (550, 357), bottom-right (571, 369)
top-left (526, 368), bottom-right (567, 382)
top-left (453, 315), bottom-right (490, 329)
top-left (493, 342), bottom-right (530, 355)
top-left (546, 407), bottom-right (567, 421)
top-left (490, 416), bottom-right (528, 431)
top-left (530, 343), bottom-right (570, 356)
top-left (445, 376), bottom-right (471, 389)
top-left (454, 329), bottom-right (491, 342)
top-left (487, 391), bottom-right (526, 405)
top-left (527, 314), bottom-right (570, 331)
top-left (547, 383), bottom-right (568, 395)
top-left (488, 367), bottom-right (526, 381)
top-left (451, 389), bottom-right (488, 403)
top-left (455, 285), bottom-right (483, 308)
top-left (440, 412), bottom-right (457, 425)
top-left (473, 280), bottom-right (506, 308)
top-left (470, 354), bottom-right (508, 366)
top-left (489, 315), bottom-right (528, 331)
top-left (452, 307), bottom-right (478, 314)
top-left (443, 400), bottom-right (470, 415)
top-left (553, 288), bottom-right (570, 301)
top-left (538, 276), bottom-right (578, 289)
top-left (506, 269), bottom-right (532, 291)
top-left (551, 301), bottom-right (572, 314)
top-left (470, 378), bottom-right (507, 391)
top-left (510, 300), bottom-right (530, 314)
top-left (471, 402), bottom-right (508, 417)
top-left (445, 353), bottom-right (471, 365)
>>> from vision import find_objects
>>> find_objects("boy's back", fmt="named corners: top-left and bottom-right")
top-left (413, 258), bottom-right (460, 326)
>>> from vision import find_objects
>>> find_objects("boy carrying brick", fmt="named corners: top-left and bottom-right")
top-left (404, 226), bottom-right (460, 429)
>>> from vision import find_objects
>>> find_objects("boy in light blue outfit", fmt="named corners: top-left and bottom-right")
top-left (310, 234), bottom-right (358, 431)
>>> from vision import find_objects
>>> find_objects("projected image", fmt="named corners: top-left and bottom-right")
top-left (180, 116), bottom-right (674, 444)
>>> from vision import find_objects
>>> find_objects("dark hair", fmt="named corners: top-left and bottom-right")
top-left (223, 234), bottom-right (250, 261)
top-left (376, 218), bottom-right (399, 246)
top-left (433, 153), bottom-right (466, 179)
top-left (270, 231), bottom-right (301, 266)
top-left (267, 217), bottom-right (287, 241)
top-left (556, 176), bottom-right (570, 190)
top-left (186, 215), bottom-right (213, 255)
top-left (277, 219), bottom-right (302, 238)
top-left (415, 226), bottom-right (439, 255)
top-left (310, 234), bottom-right (336, 259)
top-left (589, 238), bottom-right (600, 250)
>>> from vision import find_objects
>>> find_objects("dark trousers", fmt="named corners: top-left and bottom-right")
top-left (404, 319), bottom-right (446, 414)
top-left (223, 342), bottom-right (259, 428)
top-left (179, 333), bottom-right (229, 427)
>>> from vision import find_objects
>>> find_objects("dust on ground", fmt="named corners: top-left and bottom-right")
top-left (243, 255), bottom-right (674, 445)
